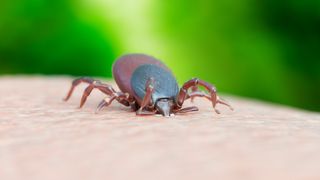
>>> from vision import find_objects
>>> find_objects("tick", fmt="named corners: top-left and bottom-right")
top-left (64, 54), bottom-right (233, 117)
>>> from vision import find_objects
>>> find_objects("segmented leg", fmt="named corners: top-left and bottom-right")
top-left (187, 91), bottom-right (211, 101)
top-left (64, 77), bottom-right (132, 109)
top-left (187, 91), bottom-right (233, 111)
top-left (136, 78), bottom-right (156, 116)
top-left (174, 106), bottom-right (199, 114)
top-left (176, 78), bottom-right (233, 114)
top-left (190, 86), bottom-right (199, 103)
top-left (95, 91), bottom-right (133, 113)
top-left (64, 77), bottom-right (96, 101)
top-left (95, 96), bottom-right (117, 113)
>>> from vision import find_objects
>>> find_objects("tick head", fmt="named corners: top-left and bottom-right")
top-left (155, 98), bottom-right (174, 117)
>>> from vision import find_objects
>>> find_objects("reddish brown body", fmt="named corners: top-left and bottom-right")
top-left (64, 54), bottom-right (233, 117)
top-left (112, 54), bottom-right (170, 105)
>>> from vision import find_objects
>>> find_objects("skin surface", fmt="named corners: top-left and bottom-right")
top-left (3, 76), bottom-right (320, 180)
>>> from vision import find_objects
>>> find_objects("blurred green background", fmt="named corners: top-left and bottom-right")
top-left (0, 0), bottom-right (319, 111)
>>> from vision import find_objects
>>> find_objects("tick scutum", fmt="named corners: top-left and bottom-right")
top-left (131, 64), bottom-right (179, 104)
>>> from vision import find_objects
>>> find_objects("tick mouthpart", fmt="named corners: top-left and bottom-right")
top-left (155, 98), bottom-right (174, 117)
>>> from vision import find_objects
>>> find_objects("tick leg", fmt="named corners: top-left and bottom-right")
top-left (190, 86), bottom-right (199, 103)
top-left (187, 91), bottom-right (211, 101)
top-left (64, 77), bottom-right (95, 101)
top-left (217, 97), bottom-right (234, 111)
top-left (136, 109), bottom-right (156, 116)
top-left (95, 96), bottom-right (117, 113)
top-left (188, 91), bottom-right (233, 112)
top-left (176, 78), bottom-right (233, 114)
top-left (130, 101), bottom-right (140, 112)
top-left (76, 80), bottom-right (116, 108)
top-left (136, 78), bottom-right (156, 116)
top-left (64, 77), bottom-right (132, 109)
top-left (175, 106), bottom-right (199, 114)
top-left (95, 93), bottom-right (135, 113)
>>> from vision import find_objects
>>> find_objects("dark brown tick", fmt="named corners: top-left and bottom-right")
top-left (64, 54), bottom-right (233, 117)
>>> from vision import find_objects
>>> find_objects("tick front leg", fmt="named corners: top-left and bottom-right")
top-left (188, 91), bottom-right (233, 111)
top-left (174, 106), bottom-right (199, 114)
top-left (190, 86), bottom-right (199, 103)
top-left (136, 78), bottom-right (156, 116)
top-left (177, 78), bottom-right (233, 114)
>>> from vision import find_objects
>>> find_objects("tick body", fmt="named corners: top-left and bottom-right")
top-left (64, 54), bottom-right (233, 117)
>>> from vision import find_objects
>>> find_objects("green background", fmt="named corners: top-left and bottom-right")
top-left (0, 0), bottom-right (319, 111)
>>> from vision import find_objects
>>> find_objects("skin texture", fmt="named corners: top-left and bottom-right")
top-left (64, 54), bottom-right (233, 116)
top-left (3, 76), bottom-right (320, 180)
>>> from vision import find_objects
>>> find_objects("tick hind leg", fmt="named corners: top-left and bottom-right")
top-left (176, 78), bottom-right (233, 114)
top-left (64, 77), bottom-right (133, 111)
